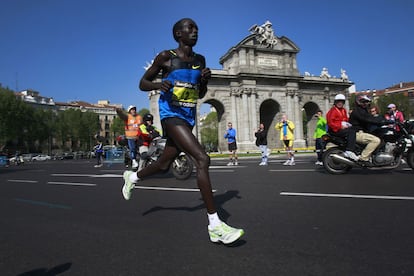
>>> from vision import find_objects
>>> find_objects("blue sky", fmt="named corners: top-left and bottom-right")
top-left (1, 0), bottom-right (413, 113)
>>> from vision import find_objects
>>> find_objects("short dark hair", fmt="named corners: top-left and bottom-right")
top-left (173, 18), bottom-right (194, 42)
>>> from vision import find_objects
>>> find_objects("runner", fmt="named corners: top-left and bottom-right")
top-left (121, 18), bottom-right (244, 244)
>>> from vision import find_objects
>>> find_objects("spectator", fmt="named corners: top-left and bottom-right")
top-left (116, 105), bottom-right (142, 169)
top-left (255, 123), bottom-right (269, 166)
top-left (275, 114), bottom-right (295, 165)
top-left (313, 110), bottom-right (327, 165)
top-left (93, 140), bottom-right (104, 168)
top-left (224, 122), bottom-right (238, 166)
top-left (385, 103), bottom-right (405, 131)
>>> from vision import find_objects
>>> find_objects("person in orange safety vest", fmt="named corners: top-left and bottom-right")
top-left (116, 105), bottom-right (142, 169)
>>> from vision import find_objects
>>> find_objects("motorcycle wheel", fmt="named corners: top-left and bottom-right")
top-left (322, 147), bottom-right (352, 175)
top-left (171, 154), bottom-right (193, 180)
top-left (407, 150), bottom-right (414, 170)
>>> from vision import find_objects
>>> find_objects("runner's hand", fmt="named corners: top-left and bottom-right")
top-left (160, 80), bottom-right (172, 92)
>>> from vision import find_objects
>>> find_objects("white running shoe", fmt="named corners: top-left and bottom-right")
top-left (208, 222), bottom-right (244, 244)
top-left (315, 161), bottom-right (323, 165)
top-left (132, 159), bottom-right (139, 168)
top-left (122, 171), bottom-right (136, 200)
top-left (234, 162), bottom-right (238, 166)
top-left (283, 160), bottom-right (290, 165)
top-left (259, 162), bottom-right (265, 166)
top-left (344, 151), bottom-right (359, 161)
top-left (289, 160), bottom-right (295, 166)
top-left (227, 162), bottom-right (233, 166)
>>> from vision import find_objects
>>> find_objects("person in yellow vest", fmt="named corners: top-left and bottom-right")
top-left (137, 113), bottom-right (161, 171)
top-left (116, 105), bottom-right (142, 169)
top-left (275, 114), bottom-right (296, 165)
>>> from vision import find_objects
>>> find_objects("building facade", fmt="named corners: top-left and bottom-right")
top-left (16, 90), bottom-right (122, 145)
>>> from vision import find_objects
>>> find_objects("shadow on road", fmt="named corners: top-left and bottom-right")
top-left (142, 190), bottom-right (242, 221)
top-left (18, 262), bottom-right (72, 276)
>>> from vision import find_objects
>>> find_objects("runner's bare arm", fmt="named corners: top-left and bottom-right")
top-left (139, 51), bottom-right (172, 92)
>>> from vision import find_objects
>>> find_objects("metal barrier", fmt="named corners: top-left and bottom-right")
top-left (103, 147), bottom-right (125, 166)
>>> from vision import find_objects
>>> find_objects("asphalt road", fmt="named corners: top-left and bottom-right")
top-left (1, 155), bottom-right (414, 276)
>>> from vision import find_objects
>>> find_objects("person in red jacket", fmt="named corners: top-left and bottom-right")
top-left (385, 103), bottom-right (405, 131)
top-left (326, 94), bottom-right (359, 161)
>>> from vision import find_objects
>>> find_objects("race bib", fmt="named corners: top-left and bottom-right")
top-left (172, 81), bottom-right (199, 107)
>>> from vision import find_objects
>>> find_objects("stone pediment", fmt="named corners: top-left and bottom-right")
top-left (223, 33), bottom-right (299, 54)
top-left (219, 22), bottom-right (300, 77)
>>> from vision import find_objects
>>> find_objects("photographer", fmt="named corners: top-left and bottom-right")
top-left (275, 114), bottom-right (295, 165)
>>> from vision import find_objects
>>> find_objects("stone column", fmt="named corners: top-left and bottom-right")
top-left (230, 89), bottom-right (237, 125)
top-left (250, 89), bottom-right (257, 140)
top-left (241, 90), bottom-right (249, 141)
top-left (286, 90), bottom-right (293, 116)
top-left (324, 87), bottom-right (330, 112)
top-left (293, 91), bottom-right (304, 141)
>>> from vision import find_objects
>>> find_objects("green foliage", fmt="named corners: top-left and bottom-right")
top-left (138, 108), bottom-right (150, 117)
top-left (111, 116), bottom-right (125, 138)
top-left (350, 93), bottom-right (411, 118)
top-left (200, 111), bottom-right (218, 152)
top-left (0, 84), bottom-right (100, 152)
top-left (54, 109), bottom-right (99, 151)
top-left (374, 93), bottom-right (411, 117)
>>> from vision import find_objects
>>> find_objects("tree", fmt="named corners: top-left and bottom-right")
top-left (375, 93), bottom-right (411, 118)
top-left (0, 85), bottom-right (35, 152)
top-left (350, 93), bottom-right (412, 119)
top-left (111, 117), bottom-right (125, 139)
top-left (138, 108), bottom-right (150, 117)
top-left (200, 111), bottom-right (218, 152)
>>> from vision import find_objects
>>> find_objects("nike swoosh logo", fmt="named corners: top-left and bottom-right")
top-left (192, 65), bottom-right (200, 69)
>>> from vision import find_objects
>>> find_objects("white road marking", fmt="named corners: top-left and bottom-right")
top-left (280, 192), bottom-right (414, 201)
top-left (135, 185), bottom-right (216, 193)
top-left (270, 169), bottom-right (316, 172)
top-left (51, 173), bottom-right (120, 178)
top-left (210, 166), bottom-right (247, 168)
top-left (48, 182), bottom-right (97, 187)
top-left (7, 179), bottom-right (38, 183)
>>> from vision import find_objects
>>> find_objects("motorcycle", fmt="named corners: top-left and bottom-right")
top-left (118, 135), bottom-right (194, 180)
top-left (141, 137), bottom-right (194, 180)
top-left (322, 121), bottom-right (414, 174)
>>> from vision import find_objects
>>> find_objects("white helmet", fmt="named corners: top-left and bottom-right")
top-left (334, 94), bottom-right (346, 101)
top-left (127, 105), bottom-right (136, 112)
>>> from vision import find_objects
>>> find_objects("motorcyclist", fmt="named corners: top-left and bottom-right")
top-left (349, 95), bottom-right (384, 166)
top-left (137, 113), bottom-right (161, 171)
top-left (326, 94), bottom-right (359, 161)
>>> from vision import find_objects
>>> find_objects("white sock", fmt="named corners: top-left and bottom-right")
top-left (129, 172), bottom-right (139, 183)
top-left (207, 212), bottom-right (222, 228)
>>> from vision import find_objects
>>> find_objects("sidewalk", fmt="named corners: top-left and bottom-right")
top-left (209, 147), bottom-right (316, 160)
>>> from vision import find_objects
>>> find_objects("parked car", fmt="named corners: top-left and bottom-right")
top-left (22, 153), bottom-right (35, 162)
top-left (61, 152), bottom-right (74, 159)
top-left (32, 154), bottom-right (51, 161)
top-left (9, 155), bottom-right (24, 165)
